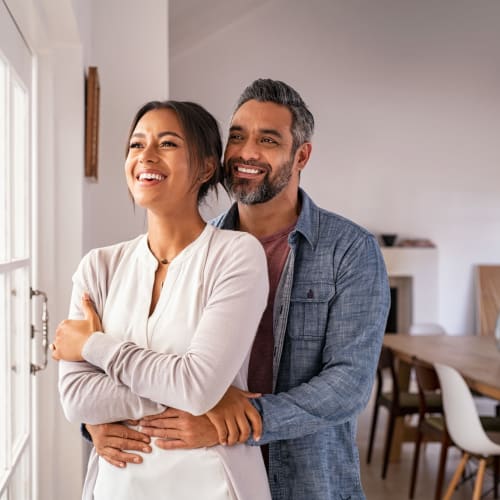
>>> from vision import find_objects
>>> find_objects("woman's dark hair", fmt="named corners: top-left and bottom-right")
top-left (126, 100), bottom-right (223, 203)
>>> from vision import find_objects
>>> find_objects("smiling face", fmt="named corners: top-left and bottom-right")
top-left (125, 108), bottom-right (198, 213)
top-left (224, 100), bottom-right (304, 205)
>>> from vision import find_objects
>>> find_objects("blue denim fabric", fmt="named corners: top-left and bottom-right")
top-left (212, 189), bottom-right (390, 499)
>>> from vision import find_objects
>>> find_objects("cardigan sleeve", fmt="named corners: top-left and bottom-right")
top-left (58, 249), bottom-right (166, 424)
top-left (59, 232), bottom-right (269, 421)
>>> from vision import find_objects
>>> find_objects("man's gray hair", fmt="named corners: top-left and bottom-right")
top-left (235, 79), bottom-right (314, 153)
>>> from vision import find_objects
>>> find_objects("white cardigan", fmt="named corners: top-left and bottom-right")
top-left (58, 225), bottom-right (271, 500)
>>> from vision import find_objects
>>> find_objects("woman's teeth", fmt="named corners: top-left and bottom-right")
top-left (138, 172), bottom-right (165, 181)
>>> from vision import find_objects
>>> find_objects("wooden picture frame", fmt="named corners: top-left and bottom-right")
top-left (84, 66), bottom-right (100, 179)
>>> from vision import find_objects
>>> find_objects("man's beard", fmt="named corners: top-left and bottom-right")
top-left (224, 156), bottom-right (294, 205)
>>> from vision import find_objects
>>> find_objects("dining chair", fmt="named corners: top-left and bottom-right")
top-left (409, 360), bottom-right (449, 500)
top-left (410, 361), bottom-right (500, 499)
top-left (366, 346), bottom-right (441, 479)
top-left (435, 363), bottom-right (500, 500)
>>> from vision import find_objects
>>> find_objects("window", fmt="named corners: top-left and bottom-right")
top-left (0, 50), bottom-right (31, 499)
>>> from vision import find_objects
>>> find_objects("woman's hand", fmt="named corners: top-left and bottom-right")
top-left (51, 294), bottom-right (103, 361)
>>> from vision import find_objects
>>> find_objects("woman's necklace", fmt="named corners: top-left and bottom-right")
top-left (159, 258), bottom-right (170, 288)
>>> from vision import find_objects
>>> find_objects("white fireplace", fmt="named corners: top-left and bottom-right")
top-left (381, 247), bottom-right (439, 333)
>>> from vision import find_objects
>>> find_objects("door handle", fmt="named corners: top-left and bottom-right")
top-left (30, 288), bottom-right (49, 374)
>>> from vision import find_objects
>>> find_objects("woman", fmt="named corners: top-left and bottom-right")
top-left (52, 101), bottom-right (271, 500)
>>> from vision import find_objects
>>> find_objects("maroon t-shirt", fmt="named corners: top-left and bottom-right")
top-left (248, 222), bottom-right (295, 467)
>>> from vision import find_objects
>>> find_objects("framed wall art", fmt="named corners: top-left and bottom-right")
top-left (84, 66), bottom-right (100, 179)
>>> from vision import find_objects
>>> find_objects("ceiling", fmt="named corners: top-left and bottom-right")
top-left (170, 0), bottom-right (270, 55)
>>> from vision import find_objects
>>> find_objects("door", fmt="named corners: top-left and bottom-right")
top-left (0, 1), bottom-right (38, 498)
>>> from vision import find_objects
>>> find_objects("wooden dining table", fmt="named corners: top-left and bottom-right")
top-left (381, 333), bottom-right (500, 460)
top-left (383, 333), bottom-right (500, 400)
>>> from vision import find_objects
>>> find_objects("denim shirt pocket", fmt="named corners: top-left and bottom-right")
top-left (288, 282), bottom-right (335, 339)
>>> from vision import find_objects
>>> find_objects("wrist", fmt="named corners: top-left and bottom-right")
top-left (82, 332), bottom-right (123, 369)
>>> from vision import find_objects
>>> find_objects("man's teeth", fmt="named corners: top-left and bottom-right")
top-left (237, 166), bottom-right (260, 174)
top-left (138, 172), bottom-right (165, 181)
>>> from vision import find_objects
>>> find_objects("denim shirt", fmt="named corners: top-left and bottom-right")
top-left (212, 189), bottom-right (390, 500)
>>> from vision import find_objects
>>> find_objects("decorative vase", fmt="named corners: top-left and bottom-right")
top-left (381, 234), bottom-right (397, 247)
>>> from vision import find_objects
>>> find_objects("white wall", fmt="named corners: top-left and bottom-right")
top-left (170, 0), bottom-right (500, 335)
top-left (81, 0), bottom-right (169, 253)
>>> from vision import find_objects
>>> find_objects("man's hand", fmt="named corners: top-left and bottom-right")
top-left (86, 422), bottom-right (152, 468)
top-left (139, 408), bottom-right (219, 450)
top-left (138, 386), bottom-right (263, 449)
top-left (206, 386), bottom-right (262, 446)
top-left (51, 294), bottom-right (103, 361)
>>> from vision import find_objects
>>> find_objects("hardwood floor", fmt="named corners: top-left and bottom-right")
top-left (357, 388), bottom-right (499, 499)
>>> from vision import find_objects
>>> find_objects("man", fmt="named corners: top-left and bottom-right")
top-left (85, 79), bottom-right (390, 499)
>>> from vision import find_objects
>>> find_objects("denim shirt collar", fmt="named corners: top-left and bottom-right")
top-left (217, 188), bottom-right (319, 250)
top-left (294, 188), bottom-right (319, 249)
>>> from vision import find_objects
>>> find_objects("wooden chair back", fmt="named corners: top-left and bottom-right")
top-left (414, 361), bottom-right (443, 419)
top-left (376, 346), bottom-right (400, 406)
